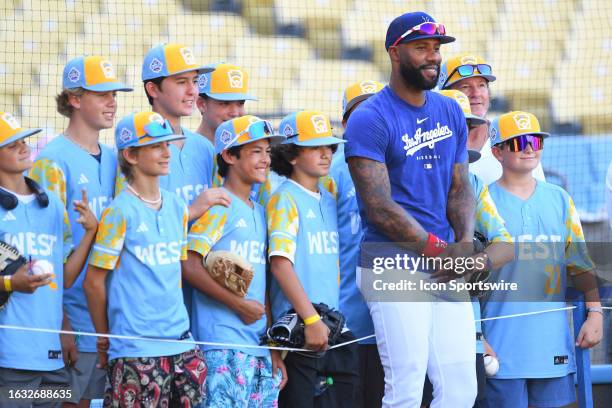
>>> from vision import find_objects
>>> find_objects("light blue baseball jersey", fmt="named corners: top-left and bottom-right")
top-left (470, 172), bottom-right (513, 354)
top-left (30, 135), bottom-right (116, 352)
top-left (0, 190), bottom-right (73, 370)
top-left (266, 179), bottom-right (340, 321)
top-left (188, 189), bottom-right (268, 357)
top-left (483, 180), bottom-right (594, 378)
top-left (329, 145), bottom-right (373, 344)
top-left (89, 190), bottom-right (193, 360)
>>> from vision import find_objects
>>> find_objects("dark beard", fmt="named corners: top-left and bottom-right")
top-left (399, 59), bottom-right (439, 90)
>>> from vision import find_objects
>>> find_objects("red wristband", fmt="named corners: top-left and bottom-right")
top-left (422, 232), bottom-right (448, 257)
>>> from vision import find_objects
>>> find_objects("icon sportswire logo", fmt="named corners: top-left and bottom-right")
top-left (402, 122), bottom-right (453, 156)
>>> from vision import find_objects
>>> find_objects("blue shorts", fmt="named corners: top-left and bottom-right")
top-left (485, 374), bottom-right (575, 408)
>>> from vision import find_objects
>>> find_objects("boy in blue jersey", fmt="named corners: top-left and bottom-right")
top-left (334, 80), bottom-right (385, 408)
top-left (267, 110), bottom-right (359, 408)
top-left (83, 112), bottom-right (206, 407)
top-left (483, 111), bottom-right (603, 408)
top-left (0, 112), bottom-right (97, 407)
top-left (183, 115), bottom-right (286, 407)
top-left (29, 55), bottom-right (132, 406)
top-left (196, 63), bottom-right (270, 203)
top-left (137, 43), bottom-right (231, 219)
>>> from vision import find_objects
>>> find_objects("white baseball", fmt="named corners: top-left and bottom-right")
top-left (483, 354), bottom-right (499, 377)
top-left (31, 260), bottom-right (54, 276)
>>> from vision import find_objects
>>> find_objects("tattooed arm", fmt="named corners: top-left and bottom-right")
top-left (348, 156), bottom-right (428, 249)
top-left (446, 162), bottom-right (476, 243)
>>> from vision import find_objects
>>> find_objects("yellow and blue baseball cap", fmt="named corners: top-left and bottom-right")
top-left (215, 115), bottom-right (285, 154)
top-left (63, 56), bottom-right (133, 92)
top-left (489, 111), bottom-right (550, 146)
top-left (198, 63), bottom-right (257, 101)
top-left (115, 111), bottom-right (185, 150)
top-left (0, 112), bottom-right (41, 148)
top-left (142, 43), bottom-right (214, 81)
top-left (438, 54), bottom-right (496, 90)
top-left (280, 111), bottom-right (346, 147)
top-left (438, 89), bottom-right (487, 126)
top-left (342, 80), bottom-right (384, 119)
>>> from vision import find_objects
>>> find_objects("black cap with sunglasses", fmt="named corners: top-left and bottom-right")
top-left (385, 11), bottom-right (455, 50)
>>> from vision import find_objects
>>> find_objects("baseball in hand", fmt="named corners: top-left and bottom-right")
top-left (483, 354), bottom-right (499, 377)
top-left (31, 260), bottom-right (54, 276)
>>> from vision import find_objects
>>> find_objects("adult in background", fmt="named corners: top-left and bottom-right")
top-left (437, 54), bottom-right (545, 184)
top-left (344, 11), bottom-right (477, 407)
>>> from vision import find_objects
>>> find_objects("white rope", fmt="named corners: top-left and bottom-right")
top-left (0, 304), bottom-right (604, 351)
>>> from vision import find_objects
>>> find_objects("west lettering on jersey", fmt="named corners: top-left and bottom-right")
top-left (3, 232), bottom-right (58, 257)
top-left (514, 234), bottom-right (563, 261)
top-left (307, 231), bottom-right (339, 255)
top-left (87, 196), bottom-right (110, 218)
top-left (229, 240), bottom-right (266, 265)
top-left (176, 183), bottom-right (206, 205)
top-left (134, 241), bottom-right (182, 266)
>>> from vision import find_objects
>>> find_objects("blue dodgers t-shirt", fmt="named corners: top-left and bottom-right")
top-left (344, 86), bottom-right (468, 246)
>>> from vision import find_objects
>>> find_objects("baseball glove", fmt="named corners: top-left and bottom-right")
top-left (262, 303), bottom-right (346, 351)
top-left (469, 231), bottom-right (491, 298)
top-left (205, 250), bottom-right (254, 298)
top-left (0, 240), bottom-right (26, 309)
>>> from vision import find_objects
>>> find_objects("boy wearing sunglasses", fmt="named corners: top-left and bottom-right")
top-left (438, 55), bottom-right (545, 185)
top-left (483, 111), bottom-right (602, 408)
top-left (84, 111), bottom-right (207, 407)
top-left (183, 115), bottom-right (287, 406)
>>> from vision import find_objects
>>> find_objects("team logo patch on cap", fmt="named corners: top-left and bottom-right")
top-left (149, 113), bottom-right (164, 124)
top-left (227, 69), bottom-right (244, 89)
top-left (149, 58), bottom-right (163, 73)
top-left (359, 80), bottom-right (379, 94)
top-left (68, 67), bottom-right (80, 83)
top-left (460, 55), bottom-right (478, 65)
top-left (283, 124), bottom-right (294, 137)
top-left (179, 47), bottom-right (195, 65)
top-left (311, 114), bottom-right (329, 134)
top-left (119, 127), bottom-right (133, 143)
top-left (489, 126), bottom-right (498, 142)
top-left (220, 129), bottom-right (233, 145)
top-left (2, 112), bottom-right (20, 130)
top-left (198, 74), bottom-right (208, 89)
top-left (513, 112), bottom-right (532, 130)
top-left (100, 60), bottom-right (116, 79)
top-left (454, 93), bottom-right (471, 111)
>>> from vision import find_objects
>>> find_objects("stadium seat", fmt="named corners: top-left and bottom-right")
top-left (0, 93), bottom-right (18, 115)
top-left (101, 0), bottom-right (180, 16)
top-left (242, 0), bottom-right (275, 35)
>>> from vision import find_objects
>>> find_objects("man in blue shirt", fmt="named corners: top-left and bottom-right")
top-left (344, 11), bottom-right (477, 407)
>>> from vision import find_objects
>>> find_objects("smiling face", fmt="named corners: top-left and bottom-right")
top-left (124, 141), bottom-right (172, 179)
top-left (0, 139), bottom-right (32, 175)
top-left (223, 138), bottom-right (271, 185)
top-left (291, 145), bottom-right (334, 179)
top-left (450, 76), bottom-right (490, 118)
top-left (392, 38), bottom-right (442, 90)
top-left (71, 90), bottom-right (118, 130)
top-left (197, 97), bottom-right (246, 134)
top-left (492, 139), bottom-right (542, 174)
top-left (146, 71), bottom-right (199, 121)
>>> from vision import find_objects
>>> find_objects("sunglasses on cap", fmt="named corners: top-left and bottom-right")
top-left (497, 135), bottom-right (544, 152)
top-left (391, 22), bottom-right (446, 47)
top-left (143, 119), bottom-right (174, 138)
top-left (224, 120), bottom-right (275, 149)
top-left (448, 64), bottom-right (492, 79)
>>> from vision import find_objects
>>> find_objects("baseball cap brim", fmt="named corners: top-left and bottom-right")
top-left (171, 65), bottom-right (215, 78)
top-left (343, 94), bottom-right (372, 118)
top-left (444, 73), bottom-right (496, 89)
top-left (286, 136), bottom-right (347, 147)
top-left (137, 134), bottom-right (186, 147)
top-left (0, 128), bottom-right (42, 148)
top-left (465, 114), bottom-right (488, 126)
top-left (396, 34), bottom-right (455, 47)
top-left (82, 82), bottom-right (133, 92)
top-left (468, 149), bottom-right (481, 163)
top-left (230, 134), bottom-right (285, 152)
top-left (205, 92), bottom-right (258, 101)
